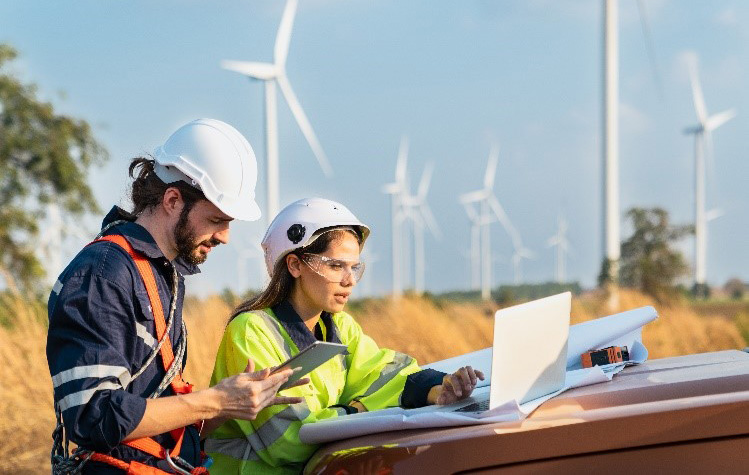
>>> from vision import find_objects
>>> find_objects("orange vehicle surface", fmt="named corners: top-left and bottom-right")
top-left (304, 349), bottom-right (749, 474)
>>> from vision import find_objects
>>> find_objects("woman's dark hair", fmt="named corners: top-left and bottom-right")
top-left (127, 157), bottom-right (206, 218)
top-left (230, 227), bottom-right (363, 321)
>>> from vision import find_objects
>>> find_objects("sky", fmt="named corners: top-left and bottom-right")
top-left (2, 0), bottom-right (747, 297)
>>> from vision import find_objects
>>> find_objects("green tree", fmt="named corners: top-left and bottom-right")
top-left (619, 207), bottom-right (692, 298)
top-left (0, 44), bottom-right (107, 292)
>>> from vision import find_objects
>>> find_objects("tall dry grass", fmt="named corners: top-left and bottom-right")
top-left (1, 290), bottom-right (746, 473)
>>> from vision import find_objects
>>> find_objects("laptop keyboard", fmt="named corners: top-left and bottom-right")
top-left (455, 399), bottom-right (490, 413)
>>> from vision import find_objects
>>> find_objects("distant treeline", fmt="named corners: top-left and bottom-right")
top-left (429, 282), bottom-right (583, 305)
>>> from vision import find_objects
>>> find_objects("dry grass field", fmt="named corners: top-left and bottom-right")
top-left (1, 289), bottom-right (746, 473)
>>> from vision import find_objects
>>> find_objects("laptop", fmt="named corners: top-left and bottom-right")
top-left (417, 292), bottom-right (571, 415)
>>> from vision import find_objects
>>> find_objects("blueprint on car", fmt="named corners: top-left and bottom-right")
top-left (298, 306), bottom-right (658, 445)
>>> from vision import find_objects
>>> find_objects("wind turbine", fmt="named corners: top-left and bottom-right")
top-left (511, 246), bottom-right (534, 285)
top-left (382, 136), bottom-right (409, 298)
top-left (683, 55), bottom-right (736, 294)
top-left (235, 235), bottom-right (265, 294)
top-left (601, 0), bottom-right (662, 286)
top-left (221, 0), bottom-right (332, 222)
top-left (401, 163), bottom-right (440, 295)
top-left (460, 144), bottom-right (523, 300)
top-left (547, 216), bottom-right (571, 283)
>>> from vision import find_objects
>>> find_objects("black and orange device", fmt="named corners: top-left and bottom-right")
top-left (581, 346), bottom-right (629, 368)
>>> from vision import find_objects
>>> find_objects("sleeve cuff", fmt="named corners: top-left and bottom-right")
top-left (400, 369), bottom-right (446, 409)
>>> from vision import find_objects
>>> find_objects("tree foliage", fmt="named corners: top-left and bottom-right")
top-left (619, 207), bottom-right (692, 298)
top-left (0, 44), bottom-right (107, 291)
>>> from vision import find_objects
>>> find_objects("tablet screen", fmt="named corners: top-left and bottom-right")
top-left (274, 341), bottom-right (348, 390)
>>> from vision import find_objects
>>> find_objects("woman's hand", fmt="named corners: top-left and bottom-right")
top-left (428, 366), bottom-right (485, 405)
top-left (210, 358), bottom-right (310, 421)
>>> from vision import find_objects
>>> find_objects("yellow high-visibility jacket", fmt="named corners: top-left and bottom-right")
top-left (206, 302), bottom-right (441, 474)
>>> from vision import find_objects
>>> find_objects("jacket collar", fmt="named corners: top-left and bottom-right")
top-left (100, 206), bottom-right (200, 276)
top-left (272, 299), bottom-right (342, 351)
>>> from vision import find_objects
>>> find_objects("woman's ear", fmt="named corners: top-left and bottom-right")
top-left (286, 253), bottom-right (303, 278)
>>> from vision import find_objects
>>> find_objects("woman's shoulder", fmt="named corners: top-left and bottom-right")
top-left (226, 308), bottom-right (280, 334)
top-left (331, 311), bottom-right (364, 336)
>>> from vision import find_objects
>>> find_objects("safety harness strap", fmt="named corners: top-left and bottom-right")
top-left (84, 235), bottom-right (200, 474)
top-left (96, 235), bottom-right (192, 394)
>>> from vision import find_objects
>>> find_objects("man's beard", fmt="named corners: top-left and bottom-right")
top-left (174, 207), bottom-right (220, 266)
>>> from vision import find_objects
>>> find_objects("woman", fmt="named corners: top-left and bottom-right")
top-left (206, 198), bottom-right (483, 474)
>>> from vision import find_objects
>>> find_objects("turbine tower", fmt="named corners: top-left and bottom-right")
top-left (683, 55), bottom-right (736, 295)
top-left (382, 136), bottom-right (409, 298)
top-left (547, 216), bottom-right (570, 283)
top-left (221, 0), bottom-right (332, 222)
top-left (602, 0), bottom-right (620, 283)
top-left (401, 163), bottom-right (440, 295)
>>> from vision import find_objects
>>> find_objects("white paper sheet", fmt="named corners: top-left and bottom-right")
top-left (299, 366), bottom-right (612, 444)
top-left (298, 306), bottom-right (658, 445)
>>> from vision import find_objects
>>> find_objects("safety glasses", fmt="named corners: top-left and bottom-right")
top-left (300, 253), bottom-right (366, 283)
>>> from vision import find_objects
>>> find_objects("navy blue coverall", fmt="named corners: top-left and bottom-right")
top-left (46, 207), bottom-right (201, 473)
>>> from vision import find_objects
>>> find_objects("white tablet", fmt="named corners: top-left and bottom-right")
top-left (273, 341), bottom-right (348, 390)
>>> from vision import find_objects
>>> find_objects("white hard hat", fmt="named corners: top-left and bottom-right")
top-left (261, 198), bottom-right (370, 277)
top-left (153, 118), bottom-right (261, 221)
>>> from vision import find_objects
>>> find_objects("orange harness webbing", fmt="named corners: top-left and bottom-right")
top-left (87, 235), bottom-right (205, 474)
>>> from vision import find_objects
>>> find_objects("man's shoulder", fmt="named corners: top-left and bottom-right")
top-left (62, 238), bottom-right (138, 288)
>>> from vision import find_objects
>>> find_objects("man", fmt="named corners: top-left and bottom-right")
top-left (47, 119), bottom-right (304, 474)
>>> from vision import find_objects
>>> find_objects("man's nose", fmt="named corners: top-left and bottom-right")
top-left (214, 225), bottom-right (230, 245)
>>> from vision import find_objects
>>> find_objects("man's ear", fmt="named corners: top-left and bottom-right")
top-left (286, 253), bottom-right (302, 278)
top-left (162, 187), bottom-right (184, 218)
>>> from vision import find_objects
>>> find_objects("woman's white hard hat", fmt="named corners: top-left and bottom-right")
top-left (153, 118), bottom-right (261, 221)
top-left (261, 197), bottom-right (370, 277)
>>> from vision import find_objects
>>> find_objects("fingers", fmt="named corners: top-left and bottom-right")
top-left (466, 366), bottom-right (478, 386)
top-left (269, 395), bottom-right (305, 406)
top-left (455, 367), bottom-right (473, 395)
top-left (244, 358), bottom-right (255, 374)
top-left (283, 377), bottom-right (310, 389)
top-left (476, 369), bottom-right (486, 381)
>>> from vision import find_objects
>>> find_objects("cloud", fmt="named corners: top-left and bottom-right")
top-left (713, 7), bottom-right (739, 27)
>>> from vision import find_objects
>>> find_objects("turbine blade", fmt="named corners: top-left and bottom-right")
top-left (687, 55), bottom-right (708, 124)
top-left (484, 143), bottom-right (499, 189)
top-left (382, 183), bottom-right (400, 194)
top-left (221, 60), bottom-right (277, 80)
top-left (274, 0), bottom-right (298, 66)
top-left (417, 162), bottom-right (434, 199)
top-left (705, 109), bottom-right (737, 131)
top-left (487, 194), bottom-right (519, 246)
top-left (419, 204), bottom-right (441, 239)
top-left (636, 0), bottom-right (664, 99)
top-left (460, 201), bottom-right (480, 222)
top-left (276, 74), bottom-right (333, 176)
top-left (459, 189), bottom-right (488, 204)
top-left (706, 208), bottom-right (725, 221)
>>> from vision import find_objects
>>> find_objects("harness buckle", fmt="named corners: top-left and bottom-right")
top-left (164, 449), bottom-right (193, 475)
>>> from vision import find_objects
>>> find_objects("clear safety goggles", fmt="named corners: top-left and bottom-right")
top-left (300, 253), bottom-right (366, 283)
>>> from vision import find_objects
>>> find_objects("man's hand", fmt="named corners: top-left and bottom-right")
top-left (211, 358), bottom-right (310, 421)
top-left (428, 366), bottom-right (485, 406)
